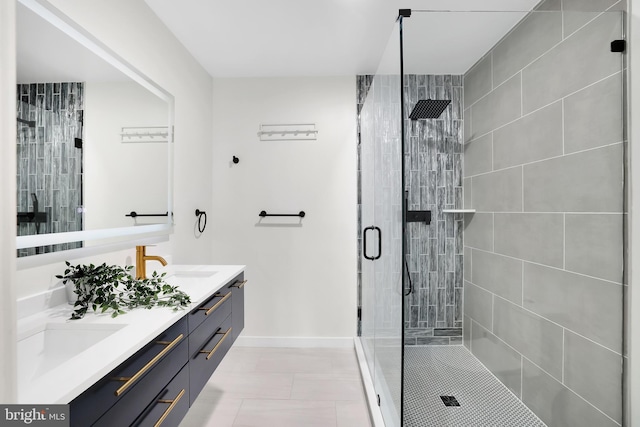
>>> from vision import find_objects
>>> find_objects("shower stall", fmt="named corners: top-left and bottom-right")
top-left (357, 4), bottom-right (626, 427)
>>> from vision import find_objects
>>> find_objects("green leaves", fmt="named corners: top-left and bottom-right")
top-left (58, 262), bottom-right (191, 320)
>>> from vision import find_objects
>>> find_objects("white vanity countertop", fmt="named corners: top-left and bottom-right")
top-left (17, 264), bottom-right (245, 404)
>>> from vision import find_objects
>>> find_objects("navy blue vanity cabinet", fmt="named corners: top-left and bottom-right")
top-left (69, 271), bottom-right (246, 427)
top-left (226, 273), bottom-right (246, 343)
top-left (70, 317), bottom-right (188, 427)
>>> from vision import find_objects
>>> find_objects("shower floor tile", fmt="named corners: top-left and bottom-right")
top-left (403, 346), bottom-right (546, 427)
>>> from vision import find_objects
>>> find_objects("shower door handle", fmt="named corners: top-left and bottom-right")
top-left (363, 226), bottom-right (382, 260)
top-left (372, 226), bottom-right (381, 260)
top-left (363, 226), bottom-right (374, 260)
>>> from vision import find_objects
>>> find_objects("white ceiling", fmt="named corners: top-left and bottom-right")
top-left (16, 2), bottom-right (127, 83)
top-left (144, 0), bottom-right (541, 77)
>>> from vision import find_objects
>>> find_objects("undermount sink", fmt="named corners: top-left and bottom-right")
top-left (167, 270), bottom-right (218, 279)
top-left (164, 270), bottom-right (218, 299)
top-left (18, 322), bottom-right (126, 381)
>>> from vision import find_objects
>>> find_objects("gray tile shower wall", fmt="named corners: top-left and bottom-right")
top-left (463, 3), bottom-right (624, 427)
top-left (16, 82), bottom-right (84, 257)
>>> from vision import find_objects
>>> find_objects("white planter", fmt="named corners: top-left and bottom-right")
top-left (64, 281), bottom-right (77, 305)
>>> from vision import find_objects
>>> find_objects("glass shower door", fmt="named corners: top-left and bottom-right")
top-left (360, 20), bottom-right (404, 427)
top-left (360, 81), bottom-right (376, 382)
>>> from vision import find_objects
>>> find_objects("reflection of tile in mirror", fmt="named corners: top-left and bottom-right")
top-left (16, 83), bottom-right (84, 258)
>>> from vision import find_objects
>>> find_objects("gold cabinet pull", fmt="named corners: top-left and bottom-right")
top-left (197, 292), bottom-right (231, 315)
top-left (198, 327), bottom-right (232, 360)
top-left (231, 279), bottom-right (247, 289)
top-left (112, 334), bottom-right (184, 397)
top-left (154, 388), bottom-right (185, 427)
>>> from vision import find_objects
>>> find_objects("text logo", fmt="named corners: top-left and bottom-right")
top-left (0, 406), bottom-right (68, 427)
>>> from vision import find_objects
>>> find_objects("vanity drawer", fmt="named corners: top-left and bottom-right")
top-left (188, 294), bottom-right (231, 358)
top-left (189, 314), bottom-right (233, 405)
top-left (92, 336), bottom-right (188, 427)
top-left (70, 317), bottom-right (188, 427)
top-left (187, 287), bottom-right (232, 334)
top-left (131, 363), bottom-right (190, 427)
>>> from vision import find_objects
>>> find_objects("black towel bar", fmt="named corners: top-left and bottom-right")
top-left (259, 210), bottom-right (305, 218)
top-left (126, 211), bottom-right (169, 218)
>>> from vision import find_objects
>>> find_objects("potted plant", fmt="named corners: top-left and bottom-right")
top-left (56, 261), bottom-right (191, 319)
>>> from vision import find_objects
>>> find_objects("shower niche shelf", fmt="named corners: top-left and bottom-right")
top-left (442, 209), bottom-right (476, 214)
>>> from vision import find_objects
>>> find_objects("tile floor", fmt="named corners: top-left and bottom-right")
top-left (180, 346), bottom-right (372, 427)
top-left (402, 346), bottom-right (545, 426)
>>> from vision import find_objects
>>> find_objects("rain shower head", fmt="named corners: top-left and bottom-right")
top-left (409, 99), bottom-right (451, 120)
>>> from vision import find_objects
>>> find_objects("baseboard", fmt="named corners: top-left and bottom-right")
top-left (234, 336), bottom-right (355, 348)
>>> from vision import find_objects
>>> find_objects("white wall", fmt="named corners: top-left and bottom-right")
top-left (211, 77), bottom-right (357, 342)
top-left (84, 81), bottom-right (168, 231)
top-left (1, 0), bottom-right (18, 403)
top-left (13, 0), bottom-right (214, 299)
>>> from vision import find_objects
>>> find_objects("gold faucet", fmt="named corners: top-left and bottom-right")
top-left (136, 245), bottom-right (167, 279)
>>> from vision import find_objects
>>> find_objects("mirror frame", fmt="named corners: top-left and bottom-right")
top-left (15, 0), bottom-right (174, 252)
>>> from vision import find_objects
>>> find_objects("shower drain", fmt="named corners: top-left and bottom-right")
top-left (440, 396), bottom-right (461, 407)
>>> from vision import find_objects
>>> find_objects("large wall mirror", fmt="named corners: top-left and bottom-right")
top-left (16, 0), bottom-right (174, 257)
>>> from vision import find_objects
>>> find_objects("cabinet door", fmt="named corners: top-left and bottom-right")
top-left (70, 317), bottom-right (188, 427)
top-left (92, 339), bottom-right (188, 427)
top-left (188, 294), bottom-right (231, 359)
top-left (187, 288), bottom-right (232, 334)
top-left (189, 314), bottom-right (233, 405)
top-left (227, 273), bottom-right (246, 343)
top-left (132, 364), bottom-right (190, 427)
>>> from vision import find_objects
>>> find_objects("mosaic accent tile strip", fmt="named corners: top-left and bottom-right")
top-left (403, 75), bottom-right (464, 345)
top-left (16, 82), bottom-right (84, 257)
